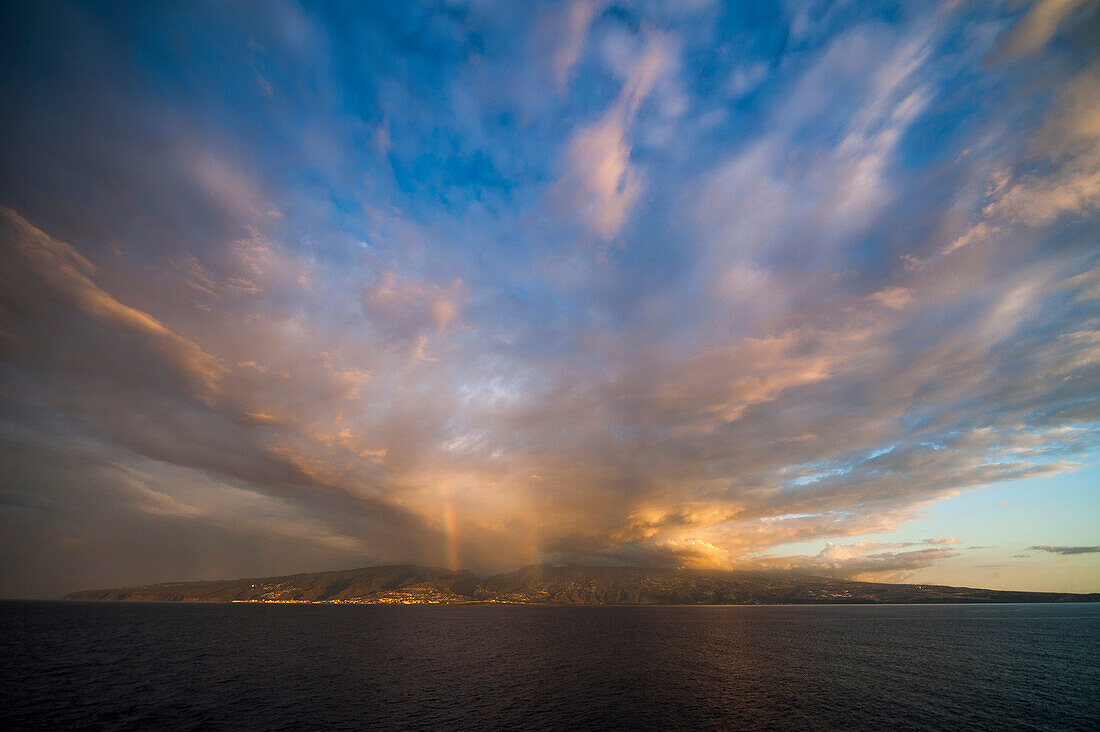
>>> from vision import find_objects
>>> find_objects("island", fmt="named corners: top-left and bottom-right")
top-left (65, 564), bottom-right (1100, 604)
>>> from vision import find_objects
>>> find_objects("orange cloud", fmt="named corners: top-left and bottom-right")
top-left (0, 207), bottom-right (226, 400)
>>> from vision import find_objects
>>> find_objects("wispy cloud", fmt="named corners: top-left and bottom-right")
top-left (550, 1), bottom-right (599, 95)
top-left (986, 0), bottom-right (1090, 63)
top-left (1029, 545), bottom-right (1100, 555)
top-left (556, 33), bottom-right (670, 238)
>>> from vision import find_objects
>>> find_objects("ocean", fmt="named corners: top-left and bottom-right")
top-left (2, 602), bottom-right (1098, 730)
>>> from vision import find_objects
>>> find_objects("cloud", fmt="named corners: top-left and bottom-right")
top-left (755, 543), bottom-right (959, 580)
top-left (979, 67), bottom-right (1100, 227)
top-left (122, 475), bottom-right (204, 519)
top-left (1029, 545), bottom-right (1100, 555)
top-left (0, 207), bottom-right (227, 399)
top-left (556, 34), bottom-right (669, 238)
top-left (987, 0), bottom-right (1090, 64)
top-left (362, 271), bottom-right (466, 338)
top-left (870, 287), bottom-right (914, 310)
top-left (726, 62), bottom-right (768, 98)
top-left (550, 1), bottom-right (599, 95)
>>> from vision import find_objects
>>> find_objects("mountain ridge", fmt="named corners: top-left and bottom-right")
top-left (65, 564), bottom-right (1100, 604)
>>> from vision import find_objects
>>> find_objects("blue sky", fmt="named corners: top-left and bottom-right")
top-left (1, 0), bottom-right (1098, 597)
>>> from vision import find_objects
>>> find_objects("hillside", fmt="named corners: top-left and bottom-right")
top-left (65, 564), bottom-right (1100, 604)
top-left (66, 565), bottom-right (478, 603)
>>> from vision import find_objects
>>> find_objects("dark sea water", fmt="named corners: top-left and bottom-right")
top-left (2, 602), bottom-right (1098, 730)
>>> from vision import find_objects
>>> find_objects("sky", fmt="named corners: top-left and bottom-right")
top-left (0, 0), bottom-right (1097, 599)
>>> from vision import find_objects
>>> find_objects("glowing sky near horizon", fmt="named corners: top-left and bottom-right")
top-left (1, 0), bottom-right (1098, 598)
